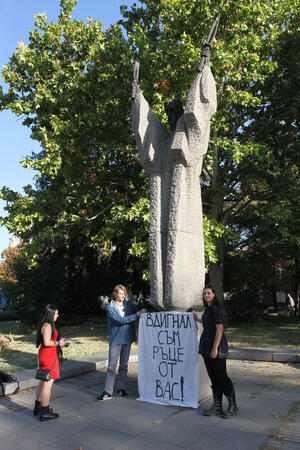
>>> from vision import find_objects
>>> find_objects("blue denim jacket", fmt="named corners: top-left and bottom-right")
top-left (107, 300), bottom-right (139, 345)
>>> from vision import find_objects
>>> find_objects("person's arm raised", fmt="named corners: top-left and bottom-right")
top-left (131, 62), bottom-right (166, 172)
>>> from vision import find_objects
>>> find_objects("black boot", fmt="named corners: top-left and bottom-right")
top-left (33, 400), bottom-right (41, 416)
top-left (40, 405), bottom-right (59, 422)
top-left (34, 401), bottom-right (53, 417)
top-left (223, 387), bottom-right (238, 418)
top-left (203, 387), bottom-right (223, 416)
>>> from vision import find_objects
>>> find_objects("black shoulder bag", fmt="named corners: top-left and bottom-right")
top-left (35, 356), bottom-right (57, 381)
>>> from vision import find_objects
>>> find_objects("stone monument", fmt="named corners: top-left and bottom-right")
top-left (132, 18), bottom-right (219, 312)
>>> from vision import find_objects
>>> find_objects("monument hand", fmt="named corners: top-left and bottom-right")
top-left (132, 60), bottom-right (140, 99)
top-left (197, 16), bottom-right (220, 74)
top-left (133, 60), bottom-right (139, 82)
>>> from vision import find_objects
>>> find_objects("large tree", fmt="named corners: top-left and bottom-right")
top-left (228, 13), bottom-right (300, 298)
top-left (0, 0), bottom-right (150, 316)
top-left (0, 0), bottom-right (224, 316)
top-left (1, 0), bottom-right (299, 318)
top-left (120, 0), bottom-right (298, 298)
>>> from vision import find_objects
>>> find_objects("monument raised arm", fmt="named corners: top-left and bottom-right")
top-left (132, 18), bottom-right (219, 311)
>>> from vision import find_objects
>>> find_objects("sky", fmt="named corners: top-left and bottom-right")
top-left (0, 0), bottom-right (138, 256)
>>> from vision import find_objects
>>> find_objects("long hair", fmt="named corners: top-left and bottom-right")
top-left (36, 304), bottom-right (58, 348)
top-left (203, 284), bottom-right (227, 326)
top-left (111, 284), bottom-right (128, 300)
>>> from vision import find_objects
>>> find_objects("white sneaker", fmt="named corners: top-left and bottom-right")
top-left (96, 391), bottom-right (112, 401)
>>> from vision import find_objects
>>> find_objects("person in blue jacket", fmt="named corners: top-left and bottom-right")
top-left (96, 284), bottom-right (145, 401)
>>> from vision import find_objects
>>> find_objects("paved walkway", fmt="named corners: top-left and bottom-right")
top-left (0, 348), bottom-right (299, 449)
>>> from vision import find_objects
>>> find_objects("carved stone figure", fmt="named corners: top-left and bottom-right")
top-left (132, 20), bottom-right (219, 311)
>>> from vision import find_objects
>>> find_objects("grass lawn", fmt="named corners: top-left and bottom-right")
top-left (0, 316), bottom-right (299, 373)
top-left (0, 318), bottom-right (116, 373)
top-left (226, 316), bottom-right (300, 349)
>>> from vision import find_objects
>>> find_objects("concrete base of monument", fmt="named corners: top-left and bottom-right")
top-left (198, 354), bottom-right (211, 402)
top-left (197, 326), bottom-right (211, 403)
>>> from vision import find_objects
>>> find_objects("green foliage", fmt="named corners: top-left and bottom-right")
top-left (0, 0), bottom-right (150, 319)
top-left (0, 0), bottom-right (299, 319)
top-left (225, 290), bottom-right (263, 323)
top-left (225, 13), bottom-right (300, 293)
top-left (0, 311), bottom-right (19, 322)
top-left (1, 0), bottom-right (142, 250)
top-left (0, 247), bottom-right (27, 306)
top-left (120, 0), bottom-right (298, 293)
top-left (203, 216), bottom-right (238, 268)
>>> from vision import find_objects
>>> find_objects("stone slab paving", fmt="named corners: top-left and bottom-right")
top-left (261, 399), bottom-right (300, 449)
top-left (1, 348), bottom-right (299, 396)
top-left (0, 359), bottom-right (299, 450)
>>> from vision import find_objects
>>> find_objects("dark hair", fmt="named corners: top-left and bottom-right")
top-left (203, 284), bottom-right (227, 326)
top-left (36, 304), bottom-right (58, 348)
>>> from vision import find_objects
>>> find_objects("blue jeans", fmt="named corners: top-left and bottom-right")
top-left (104, 344), bottom-right (131, 395)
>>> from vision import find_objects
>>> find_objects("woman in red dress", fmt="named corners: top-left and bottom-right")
top-left (34, 304), bottom-right (66, 421)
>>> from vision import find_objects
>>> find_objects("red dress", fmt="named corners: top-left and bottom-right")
top-left (38, 328), bottom-right (60, 379)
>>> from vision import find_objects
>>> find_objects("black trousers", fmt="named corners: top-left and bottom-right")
top-left (203, 356), bottom-right (233, 397)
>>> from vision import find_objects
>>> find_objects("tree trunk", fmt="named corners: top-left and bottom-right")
top-left (208, 238), bottom-right (224, 302)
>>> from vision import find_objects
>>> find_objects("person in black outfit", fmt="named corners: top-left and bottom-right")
top-left (193, 285), bottom-right (238, 418)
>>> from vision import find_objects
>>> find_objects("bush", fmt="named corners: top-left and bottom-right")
top-left (225, 290), bottom-right (263, 324)
top-left (0, 310), bottom-right (18, 322)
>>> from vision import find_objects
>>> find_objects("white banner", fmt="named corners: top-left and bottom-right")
top-left (137, 312), bottom-right (199, 408)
